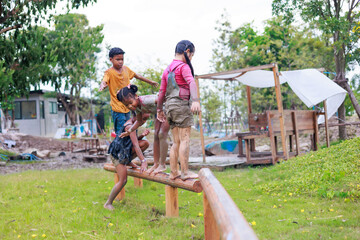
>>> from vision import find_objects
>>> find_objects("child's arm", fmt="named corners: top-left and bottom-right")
top-left (156, 73), bottom-right (167, 122)
top-left (128, 129), bottom-right (147, 172)
top-left (99, 73), bottom-right (110, 91)
top-left (119, 113), bottom-right (149, 138)
top-left (138, 129), bottom-right (150, 140)
top-left (134, 73), bottom-right (159, 88)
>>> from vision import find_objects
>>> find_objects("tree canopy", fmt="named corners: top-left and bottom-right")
top-left (0, 0), bottom-right (96, 34)
top-left (211, 15), bottom-right (332, 117)
top-left (272, 0), bottom-right (360, 139)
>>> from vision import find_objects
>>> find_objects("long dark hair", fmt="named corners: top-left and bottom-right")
top-left (116, 84), bottom-right (138, 103)
top-left (175, 40), bottom-right (195, 77)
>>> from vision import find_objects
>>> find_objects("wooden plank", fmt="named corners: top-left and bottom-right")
top-left (165, 186), bottom-right (179, 217)
top-left (196, 63), bottom-right (275, 79)
top-left (323, 100), bottom-right (330, 148)
top-left (272, 64), bottom-right (288, 160)
top-left (114, 173), bottom-right (125, 200)
top-left (196, 77), bottom-right (206, 163)
top-left (104, 163), bottom-right (202, 193)
top-left (203, 193), bottom-right (220, 240)
top-left (199, 168), bottom-right (258, 240)
top-left (292, 111), bottom-right (300, 156)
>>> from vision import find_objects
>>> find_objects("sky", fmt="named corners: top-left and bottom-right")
top-left (48, 0), bottom-right (357, 96)
top-left (69, 0), bottom-right (274, 75)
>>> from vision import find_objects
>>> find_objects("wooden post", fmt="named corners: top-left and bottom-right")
top-left (267, 112), bottom-right (277, 164)
top-left (133, 177), bottom-right (143, 188)
top-left (323, 100), bottom-right (330, 147)
top-left (203, 193), bottom-right (220, 240)
top-left (195, 77), bottom-right (206, 163)
top-left (165, 185), bottom-right (179, 217)
top-left (246, 86), bottom-right (252, 115)
top-left (199, 168), bottom-right (258, 239)
top-left (291, 111), bottom-right (300, 156)
top-left (313, 112), bottom-right (319, 151)
top-left (114, 173), bottom-right (125, 200)
top-left (272, 64), bottom-right (288, 160)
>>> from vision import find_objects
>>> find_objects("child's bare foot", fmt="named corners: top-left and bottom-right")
top-left (128, 162), bottom-right (139, 169)
top-left (169, 171), bottom-right (181, 180)
top-left (104, 203), bottom-right (115, 211)
top-left (153, 165), bottom-right (167, 174)
top-left (146, 165), bottom-right (158, 174)
top-left (181, 171), bottom-right (198, 181)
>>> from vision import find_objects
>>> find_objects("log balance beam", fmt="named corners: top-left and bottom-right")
top-left (103, 163), bottom-right (202, 217)
top-left (199, 168), bottom-right (258, 240)
top-left (104, 164), bottom-right (258, 239)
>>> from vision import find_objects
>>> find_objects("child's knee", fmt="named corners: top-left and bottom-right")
top-left (158, 131), bottom-right (168, 140)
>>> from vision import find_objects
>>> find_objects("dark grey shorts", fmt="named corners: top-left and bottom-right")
top-left (110, 155), bottom-right (132, 167)
top-left (165, 99), bottom-right (194, 129)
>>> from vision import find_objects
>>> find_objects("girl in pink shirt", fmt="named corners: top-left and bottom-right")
top-left (157, 40), bottom-right (201, 180)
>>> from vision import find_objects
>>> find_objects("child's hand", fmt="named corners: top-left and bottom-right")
top-left (151, 81), bottom-right (159, 88)
top-left (191, 101), bottom-right (201, 114)
top-left (119, 130), bottom-right (131, 138)
top-left (157, 110), bottom-right (166, 122)
top-left (140, 159), bottom-right (148, 173)
top-left (141, 129), bottom-right (150, 137)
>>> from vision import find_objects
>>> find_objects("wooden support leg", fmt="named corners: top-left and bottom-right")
top-left (250, 139), bottom-right (255, 152)
top-left (114, 173), bottom-right (125, 201)
top-left (238, 137), bottom-right (244, 157)
top-left (165, 185), bottom-right (178, 217)
top-left (289, 135), bottom-right (293, 153)
top-left (244, 139), bottom-right (251, 163)
top-left (133, 177), bottom-right (143, 188)
top-left (203, 192), bottom-right (220, 240)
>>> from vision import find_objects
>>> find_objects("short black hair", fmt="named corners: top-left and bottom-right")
top-left (109, 47), bottom-right (125, 58)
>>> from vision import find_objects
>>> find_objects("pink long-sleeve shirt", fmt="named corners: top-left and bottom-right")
top-left (158, 59), bottom-right (198, 109)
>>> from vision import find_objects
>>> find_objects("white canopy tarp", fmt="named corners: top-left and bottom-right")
top-left (215, 69), bottom-right (347, 123)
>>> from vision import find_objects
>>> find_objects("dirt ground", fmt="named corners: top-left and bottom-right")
top-left (1, 115), bottom-right (359, 175)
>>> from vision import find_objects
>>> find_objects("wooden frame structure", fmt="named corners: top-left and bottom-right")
top-left (195, 63), bottom-right (330, 164)
top-left (103, 164), bottom-right (258, 239)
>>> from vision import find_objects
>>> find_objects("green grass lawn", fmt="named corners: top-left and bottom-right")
top-left (0, 137), bottom-right (359, 240)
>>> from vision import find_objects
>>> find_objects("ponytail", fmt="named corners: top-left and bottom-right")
top-left (175, 40), bottom-right (195, 77)
top-left (116, 84), bottom-right (138, 103)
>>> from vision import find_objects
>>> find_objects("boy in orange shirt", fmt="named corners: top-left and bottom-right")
top-left (99, 47), bottom-right (158, 134)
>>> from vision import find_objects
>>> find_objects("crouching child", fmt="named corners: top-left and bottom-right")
top-left (104, 114), bottom-right (150, 210)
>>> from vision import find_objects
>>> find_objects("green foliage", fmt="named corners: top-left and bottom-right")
top-left (46, 13), bottom-right (104, 125)
top-left (212, 15), bottom-right (332, 114)
top-left (0, 26), bottom-right (56, 128)
top-left (272, 0), bottom-right (360, 121)
top-left (201, 88), bottom-right (223, 125)
top-left (0, 0), bottom-right (97, 35)
top-left (132, 62), bottom-right (164, 96)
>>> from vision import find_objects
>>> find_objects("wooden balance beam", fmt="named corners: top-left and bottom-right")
top-left (103, 163), bottom-right (203, 217)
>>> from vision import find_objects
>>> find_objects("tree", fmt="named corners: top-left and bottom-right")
top-left (46, 13), bottom-right (103, 125)
top-left (201, 89), bottom-right (223, 132)
top-left (0, 26), bottom-right (55, 128)
top-left (212, 15), bottom-right (332, 117)
top-left (272, 0), bottom-right (360, 139)
top-left (0, 0), bottom-right (96, 35)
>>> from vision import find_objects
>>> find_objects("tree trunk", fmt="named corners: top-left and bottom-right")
top-left (57, 92), bottom-right (77, 126)
top-left (333, 32), bottom-right (347, 140)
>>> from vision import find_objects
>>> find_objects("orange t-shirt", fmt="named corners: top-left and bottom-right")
top-left (102, 66), bottom-right (135, 113)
